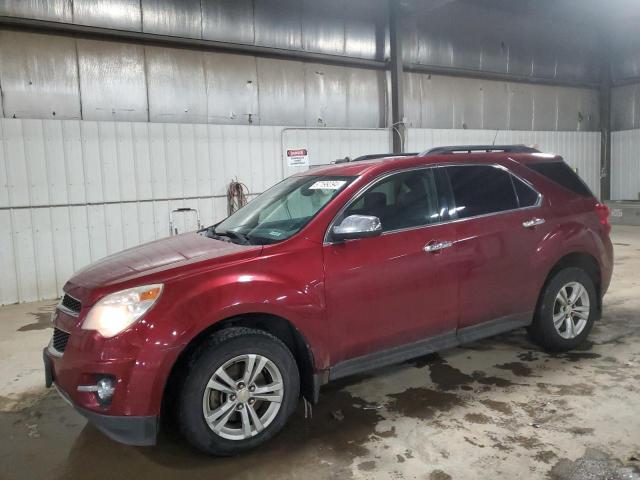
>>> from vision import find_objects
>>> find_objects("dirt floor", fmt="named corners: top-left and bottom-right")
top-left (1, 226), bottom-right (639, 480)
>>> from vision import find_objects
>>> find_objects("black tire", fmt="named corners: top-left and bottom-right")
top-left (528, 267), bottom-right (598, 352)
top-left (178, 327), bottom-right (300, 456)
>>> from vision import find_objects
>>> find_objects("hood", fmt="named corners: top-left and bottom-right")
top-left (65, 232), bottom-right (260, 293)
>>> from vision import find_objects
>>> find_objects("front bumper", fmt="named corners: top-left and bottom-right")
top-left (44, 349), bottom-right (158, 446)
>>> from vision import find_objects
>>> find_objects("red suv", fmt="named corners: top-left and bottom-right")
top-left (44, 145), bottom-right (613, 455)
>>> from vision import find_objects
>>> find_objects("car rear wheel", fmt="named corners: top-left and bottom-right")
top-left (178, 327), bottom-right (300, 455)
top-left (528, 267), bottom-right (597, 352)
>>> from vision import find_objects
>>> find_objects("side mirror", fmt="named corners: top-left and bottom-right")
top-left (332, 215), bottom-right (382, 241)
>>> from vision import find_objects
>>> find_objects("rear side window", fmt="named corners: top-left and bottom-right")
top-left (527, 162), bottom-right (593, 197)
top-left (446, 165), bottom-right (518, 218)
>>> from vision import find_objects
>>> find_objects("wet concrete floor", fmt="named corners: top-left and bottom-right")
top-left (1, 226), bottom-right (640, 479)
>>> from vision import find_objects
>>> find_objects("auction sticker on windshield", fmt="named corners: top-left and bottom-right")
top-left (309, 180), bottom-right (347, 190)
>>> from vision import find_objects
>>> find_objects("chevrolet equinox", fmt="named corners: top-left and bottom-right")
top-left (44, 145), bottom-right (613, 455)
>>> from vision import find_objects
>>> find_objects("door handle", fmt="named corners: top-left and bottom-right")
top-left (424, 240), bottom-right (453, 253)
top-left (522, 217), bottom-right (545, 228)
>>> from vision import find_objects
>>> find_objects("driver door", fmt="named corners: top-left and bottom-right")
top-left (323, 168), bottom-right (459, 366)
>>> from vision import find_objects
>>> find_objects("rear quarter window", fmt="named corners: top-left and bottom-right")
top-left (527, 162), bottom-right (593, 197)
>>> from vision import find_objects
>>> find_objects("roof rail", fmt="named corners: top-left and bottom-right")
top-left (421, 145), bottom-right (540, 156)
top-left (334, 152), bottom-right (419, 164)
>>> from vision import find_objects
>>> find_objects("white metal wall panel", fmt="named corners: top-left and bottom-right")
top-left (406, 128), bottom-right (602, 197)
top-left (281, 128), bottom-right (391, 177)
top-left (0, 118), bottom-right (281, 304)
top-left (612, 129), bottom-right (640, 201)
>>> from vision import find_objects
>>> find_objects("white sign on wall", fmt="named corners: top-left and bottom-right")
top-left (286, 148), bottom-right (309, 167)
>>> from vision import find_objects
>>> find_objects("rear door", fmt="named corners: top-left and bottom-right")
top-left (323, 167), bottom-right (459, 364)
top-left (443, 164), bottom-right (547, 332)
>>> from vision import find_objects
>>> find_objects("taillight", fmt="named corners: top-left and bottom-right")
top-left (595, 203), bottom-right (611, 234)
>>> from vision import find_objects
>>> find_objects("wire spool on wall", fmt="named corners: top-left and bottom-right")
top-left (227, 178), bottom-right (249, 216)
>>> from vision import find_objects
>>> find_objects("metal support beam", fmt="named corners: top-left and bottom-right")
top-left (599, 40), bottom-right (612, 201)
top-left (405, 63), bottom-right (600, 89)
top-left (388, 0), bottom-right (405, 153)
top-left (612, 76), bottom-right (640, 88)
top-left (0, 15), bottom-right (388, 71)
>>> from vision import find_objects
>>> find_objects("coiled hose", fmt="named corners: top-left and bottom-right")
top-left (226, 178), bottom-right (249, 215)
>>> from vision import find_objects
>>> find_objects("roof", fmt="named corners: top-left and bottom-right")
top-left (301, 150), bottom-right (562, 178)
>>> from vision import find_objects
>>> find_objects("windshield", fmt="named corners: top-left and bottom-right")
top-left (204, 175), bottom-right (355, 245)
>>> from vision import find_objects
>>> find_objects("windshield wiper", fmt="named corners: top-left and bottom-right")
top-left (217, 229), bottom-right (251, 245)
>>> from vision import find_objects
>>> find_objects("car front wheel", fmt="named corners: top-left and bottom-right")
top-left (178, 327), bottom-right (300, 455)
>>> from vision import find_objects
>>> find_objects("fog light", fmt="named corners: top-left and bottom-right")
top-left (77, 376), bottom-right (116, 404)
top-left (96, 377), bottom-right (115, 402)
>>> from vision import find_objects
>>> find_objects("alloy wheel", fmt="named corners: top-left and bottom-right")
top-left (553, 281), bottom-right (590, 339)
top-left (202, 354), bottom-right (284, 440)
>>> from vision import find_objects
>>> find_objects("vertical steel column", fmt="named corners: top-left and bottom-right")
top-left (388, 0), bottom-right (405, 153)
top-left (599, 40), bottom-right (612, 201)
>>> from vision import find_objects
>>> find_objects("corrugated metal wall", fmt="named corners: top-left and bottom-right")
top-left (612, 83), bottom-right (640, 131)
top-left (0, 0), bottom-right (601, 86)
top-left (0, 29), bottom-right (600, 133)
top-left (402, 1), bottom-right (600, 84)
top-left (611, 129), bottom-right (640, 200)
top-left (403, 73), bottom-right (599, 131)
top-left (0, 118), bottom-right (393, 304)
top-left (406, 129), bottom-right (602, 197)
top-left (281, 128), bottom-right (391, 176)
top-left (0, 30), bottom-right (386, 128)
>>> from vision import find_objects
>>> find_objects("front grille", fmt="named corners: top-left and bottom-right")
top-left (61, 294), bottom-right (81, 314)
top-left (52, 328), bottom-right (70, 353)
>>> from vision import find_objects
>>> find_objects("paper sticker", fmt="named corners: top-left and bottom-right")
top-left (286, 148), bottom-right (309, 167)
top-left (309, 180), bottom-right (347, 190)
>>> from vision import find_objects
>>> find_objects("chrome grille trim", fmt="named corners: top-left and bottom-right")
top-left (59, 294), bottom-right (81, 317)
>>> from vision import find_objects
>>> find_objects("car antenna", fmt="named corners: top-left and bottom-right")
top-left (492, 129), bottom-right (499, 146)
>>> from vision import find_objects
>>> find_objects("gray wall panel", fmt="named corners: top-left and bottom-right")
top-left (556, 88), bottom-right (582, 131)
top-left (304, 64), bottom-right (348, 127)
top-left (452, 78), bottom-right (482, 130)
top-left (347, 69), bottom-right (385, 128)
top-left (77, 40), bottom-right (148, 122)
top-left (203, 52), bottom-right (258, 124)
top-left (404, 72), bottom-right (598, 132)
top-left (142, 0), bottom-right (202, 38)
top-left (0, 31), bottom-right (80, 119)
top-left (256, 58), bottom-right (305, 126)
top-left (612, 83), bottom-right (639, 131)
top-left (403, 72), bottom-right (423, 128)
top-left (72, 0), bottom-right (142, 30)
top-left (146, 47), bottom-right (207, 123)
top-left (0, 0), bottom-right (70, 22)
top-left (343, 0), bottom-right (383, 60)
top-left (508, 84), bottom-right (534, 130)
top-left (404, 1), bottom-right (600, 84)
top-left (532, 86), bottom-right (558, 131)
top-left (201, 0), bottom-right (254, 44)
top-left (611, 19), bottom-right (640, 83)
top-left (481, 80), bottom-right (509, 130)
top-left (254, 0), bottom-right (302, 50)
top-left (420, 75), bottom-right (453, 129)
top-left (302, 0), bottom-right (345, 56)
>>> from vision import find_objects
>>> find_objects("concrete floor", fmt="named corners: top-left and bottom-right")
top-left (1, 226), bottom-right (640, 480)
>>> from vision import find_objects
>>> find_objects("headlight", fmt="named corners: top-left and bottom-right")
top-left (82, 284), bottom-right (163, 338)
